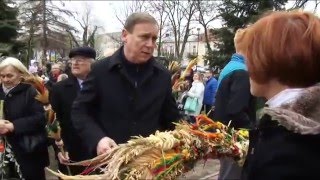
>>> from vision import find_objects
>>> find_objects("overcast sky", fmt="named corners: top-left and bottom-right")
top-left (55, 1), bottom-right (320, 35)
top-left (54, 1), bottom-right (125, 33)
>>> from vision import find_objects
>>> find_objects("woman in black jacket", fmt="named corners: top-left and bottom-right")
top-left (239, 11), bottom-right (320, 179)
top-left (0, 57), bottom-right (49, 180)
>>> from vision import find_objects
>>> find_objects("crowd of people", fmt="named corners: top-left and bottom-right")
top-left (27, 59), bottom-right (71, 90)
top-left (0, 9), bottom-right (320, 180)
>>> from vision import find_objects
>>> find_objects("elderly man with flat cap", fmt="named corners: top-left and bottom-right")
top-left (49, 47), bottom-right (96, 175)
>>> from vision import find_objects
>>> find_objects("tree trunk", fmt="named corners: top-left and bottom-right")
top-left (62, 48), bottom-right (65, 57)
top-left (179, 26), bottom-right (191, 60)
top-left (27, 14), bottom-right (36, 66)
top-left (49, 50), bottom-right (51, 62)
top-left (174, 30), bottom-right (180, 60)
top-left (41, 0), bottom-right (48, 65)
top-left (67, 30), bottom-right (80, 47)
top-left (179, 9), bottom-right (194, 61)
top-left (203, 27), bottom-right (212, 53)
top-left (83, 26), bottom-right (88, 46)
top-left (157, 26), bottom-right (162, 57)
top-left (27, 37), bottom-right (32, 66)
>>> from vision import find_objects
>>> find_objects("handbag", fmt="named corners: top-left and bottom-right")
top-left (184, 97), bottom-right (198, 112)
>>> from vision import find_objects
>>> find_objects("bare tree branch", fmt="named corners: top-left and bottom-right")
top-left (313, 0), bottom-right (320, 13)
top-left (68, 2), bottom-right (101, 47)
top-left (148, 0), bottom-right (169, 57)
top-left (107, 33), bottom-right (123, 46)
top-left (287, 0), bottom-right (309, 10)
top-left (113, 0), bottom-right (147, 29)
top-left (195, 0), bottom-right (221, 53)
top-left (179, 0), bottom-right (197, 59)
top-left (66, 29), bottom-right (80, 47)
top-left (115, 13), bottom-right (125, 28)
top-left (88, 26), bottom-right (98, 47)
top-left (163, 0), bottom-right (197, 60)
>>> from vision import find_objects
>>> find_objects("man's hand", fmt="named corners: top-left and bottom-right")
top-left (96, 137), bottom-right (118, 155)
top-left (55, 139), bottom-right (64, 148)
top-left (57, 151), bottom-right (70, 164)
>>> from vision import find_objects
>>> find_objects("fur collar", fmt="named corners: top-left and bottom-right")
top-left (261, 85), bottom-right (320, 135)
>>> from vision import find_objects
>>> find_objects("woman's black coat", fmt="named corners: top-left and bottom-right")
top-left (0, 83), bottom-right (49, 179)
top-left (242, 115), bottom-right (320, 180)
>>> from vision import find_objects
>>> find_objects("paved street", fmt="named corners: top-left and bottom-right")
top-left (181, 159), bottom-right (220, 180)
top-left (45, 146), bottom-right (59, 180)
top-left (46, 147), bottom-right (220, 180)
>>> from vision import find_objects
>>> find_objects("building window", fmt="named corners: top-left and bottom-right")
top-left (193, 45), bottom-right (196, 55)
top-left (170, 46), bottom-right (173, 54)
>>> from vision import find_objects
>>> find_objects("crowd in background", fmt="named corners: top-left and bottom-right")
top-left (28, 59), bottom-right (71, 90)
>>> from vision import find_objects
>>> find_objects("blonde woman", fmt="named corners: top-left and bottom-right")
top-left (184, 72), bottom-right (205, 116)
top-left (0, 57), bottom-right (49, 179)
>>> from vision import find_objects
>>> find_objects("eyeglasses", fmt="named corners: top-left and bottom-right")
top-left (70, 57), bottom-right (87, 63)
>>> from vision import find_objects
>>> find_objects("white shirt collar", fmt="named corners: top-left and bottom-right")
top-left (77, 78), bottom-right (84, 88)
top-left (2, 84), bottom-right (16, 95)
top-left (266, 88), bottom-right (303, 108)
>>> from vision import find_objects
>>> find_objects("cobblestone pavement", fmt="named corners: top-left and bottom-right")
top-left (45, 146), bottom-right (58, 180)
top-left (46, 147), bottom-right (220, 180)
top-left (181, 160), bottom-right (220, 180)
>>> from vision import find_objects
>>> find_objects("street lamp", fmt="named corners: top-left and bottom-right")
top-left (197, 28), bottom-right (200, 56)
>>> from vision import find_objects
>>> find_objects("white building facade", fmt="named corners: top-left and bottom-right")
top-left (95, 30), bottom-right (217, 66)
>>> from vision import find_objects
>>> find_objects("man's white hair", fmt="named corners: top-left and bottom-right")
top-left (0, 57), bottom-right (30, 76)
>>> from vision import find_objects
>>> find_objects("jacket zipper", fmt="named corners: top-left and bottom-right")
top-left (135, 67), bottom-right (139, 88)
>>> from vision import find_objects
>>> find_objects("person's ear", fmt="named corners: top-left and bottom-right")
top-left (122, 29), bottom-right (128, 44)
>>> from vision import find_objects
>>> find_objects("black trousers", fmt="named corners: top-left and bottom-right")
top-left (16, 154), bottom-right (47, 180)
top-left (20, 165), bottom-right (46, 180)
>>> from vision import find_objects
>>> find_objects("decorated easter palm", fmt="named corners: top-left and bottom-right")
top-left (46, 115), bottom-right (249, 180)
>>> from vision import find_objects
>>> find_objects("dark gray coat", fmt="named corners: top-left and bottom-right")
top-left (50, 76), bottom-right (92, 161)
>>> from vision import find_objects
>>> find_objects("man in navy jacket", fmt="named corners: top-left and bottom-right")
top-left (203, 69), bottom-right (218, 116)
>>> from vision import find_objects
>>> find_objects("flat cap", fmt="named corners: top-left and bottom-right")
top-left (69, 47), bottom-right (96, 59)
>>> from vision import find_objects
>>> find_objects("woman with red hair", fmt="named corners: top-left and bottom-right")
top-left (241, 10), bottom-right (320, 179)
